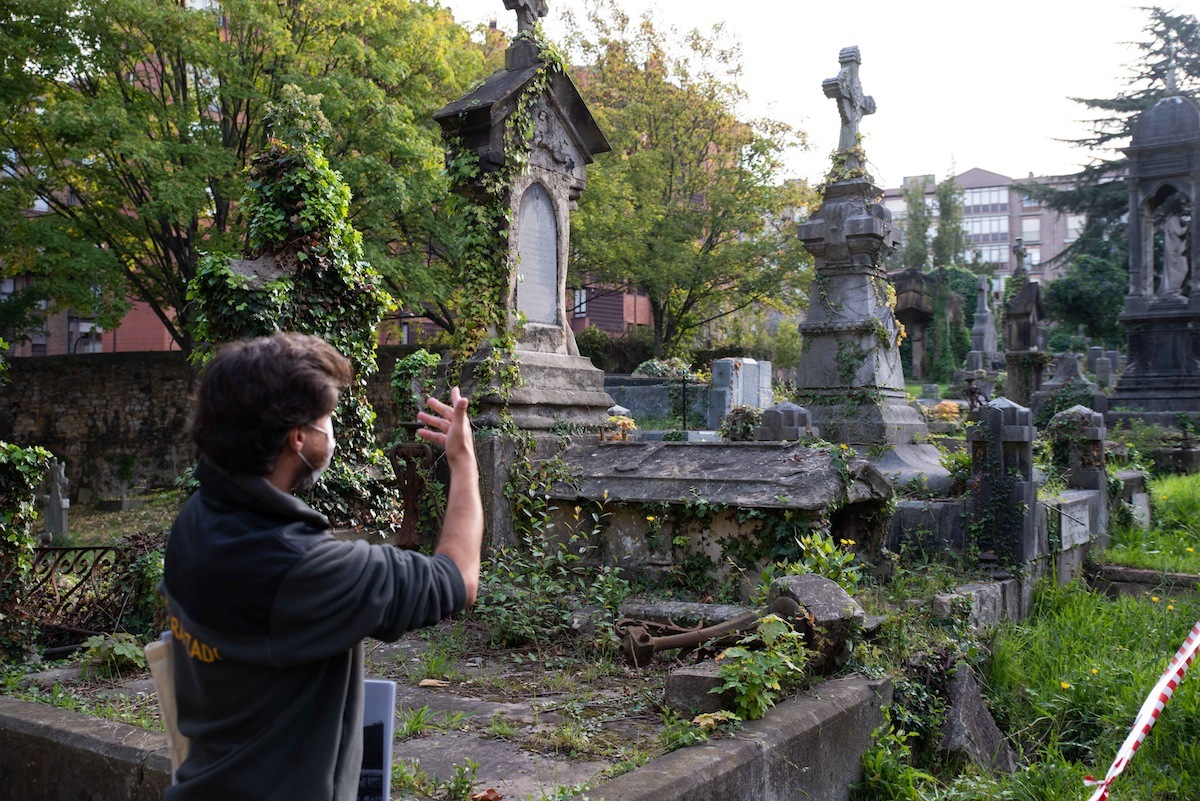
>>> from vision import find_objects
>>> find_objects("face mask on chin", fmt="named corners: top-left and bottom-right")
top-left (294, 421), bottom-right (335, 492)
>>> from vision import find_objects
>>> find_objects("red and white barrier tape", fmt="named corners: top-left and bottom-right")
top-left (1083, 617), bottom-right (1200, 801)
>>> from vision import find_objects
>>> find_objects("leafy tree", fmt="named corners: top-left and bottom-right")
top-left (931, 174), bottom-right (966, 268)
top-left (0, 0), bottom-right (486, 353)
top-left (1017, 8), bottom-right (1199, 282)
top-left (900, 179), bottom-right (931, 271)
top-left (1042, 254), bottom-right (1126, 347)
top-left (564, 0), bottom-right (813, 359)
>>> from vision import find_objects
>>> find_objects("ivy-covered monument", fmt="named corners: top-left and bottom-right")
top-left (188, 88), bottom-right (397, 531)
top-left (1110, 61), bottom-right (1200, 425)
top-left (433, 0), bottom-right (613, 430)
top-left (793, 48), bottom-right (948, 491)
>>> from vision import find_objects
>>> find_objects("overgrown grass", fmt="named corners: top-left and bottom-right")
top-left (1103, 473), bottom-right (1200, 573)
top-left (976, 580), bottom-right (1200, 800)
top-left (65, 489), bottom-right (182, 545)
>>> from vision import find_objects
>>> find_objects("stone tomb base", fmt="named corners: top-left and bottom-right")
top-left (800, 390), bottom-right (952, 494)
top-left (463, 349), bottom-right (614, 431)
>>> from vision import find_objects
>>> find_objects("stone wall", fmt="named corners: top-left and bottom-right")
top-left (0, 347), bottom-right (411, 500)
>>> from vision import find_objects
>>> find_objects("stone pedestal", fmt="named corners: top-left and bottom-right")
top-left (794, 178), bottom-right (949, 492)
top-left (1003, 350), bottom-right (1051, 408)
top-left (1111, 301), bottom-right (1200, 417)
top-left (462, 349), bottom-right (616, 431)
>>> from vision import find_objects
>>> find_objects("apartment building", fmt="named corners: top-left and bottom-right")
top-left (881, 167), bottom-right (1087, 283)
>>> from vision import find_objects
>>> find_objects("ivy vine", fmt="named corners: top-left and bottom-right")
top-left (442, 27), bottom-right (568, 407)
top-left (186, 86), bottom-right (398, 532)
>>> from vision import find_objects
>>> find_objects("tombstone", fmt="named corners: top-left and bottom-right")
top-left (741, 359), bottom-right (761, 408)
top-left (967, 275), bottom-right (999, 369)
top-left (1001, 267), bottom-right (1048, 407)
top-left (1086, 346), bottom-right (1104, 374)
top-left (41, 458), bottom-right (70, 541)
top-left (707, 357), bottom-right (773, 429)
top-left (1032, 353), bottom-right (1108, 421)
top-left (434, 1), bottom-right (614, 429)
top-left (793, 47), bottom-right (948, 491)
top-left (1046, 404), bottom-right (1108, 491)
top-left (890, 269), bottom-right (934, 380)
top-left (1109, 66), bottom-right (1200, 427)
top-left (1095, 356), bottom-right (1115, 389)
top-left (753, 401), bottom-right (819, 442)
top-left (921, 383), bottom-right (940, 401)
top-left (966, 398), bottom-right (1042, 565)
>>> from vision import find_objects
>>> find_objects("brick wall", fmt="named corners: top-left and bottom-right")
top-left (0, 347), bottom-right (414, 500)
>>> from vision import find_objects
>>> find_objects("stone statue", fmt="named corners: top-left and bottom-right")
top-left (42, 458), bottom-right (69, 540)
top-left (1160, 212), bottom-right (1189, 298)
top-left (822, 47), bottom-right (875, 166)
top-left (1012, 237), bottom-right (1028, 274)
top-left (503, 0), bottom-right (548, 33)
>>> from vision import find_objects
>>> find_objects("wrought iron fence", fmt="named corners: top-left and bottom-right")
top-left (28, 531), bottom-right (167, 649)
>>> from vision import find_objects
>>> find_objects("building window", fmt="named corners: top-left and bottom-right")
top-left (1026, 247), bottom-right (1041, 266)
top-left (0, 278), bottom-right (13, 300)
top-left (572, 288), bottom-right (588, 318)
top-left (967, 215), bottom-right (1009, 241)
top-left (977, 245), bottom-right (1008, 264)
top-left (1022, 194), bottom-right (1041, 208)
top-left (1065, 213), bottom-right (1086, 243)
top-left (964, 186), bottom-right (1009, 213)
top-left (1022, 217), bottom-right (1041, 242)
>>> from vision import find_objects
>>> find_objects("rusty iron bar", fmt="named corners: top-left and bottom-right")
top-left (388, 423), bottom-right (437, 550)
top-left (620, 596), bottom-right (802, 668)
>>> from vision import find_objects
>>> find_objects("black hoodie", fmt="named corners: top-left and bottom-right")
top-left (161, 458), bottom-right (466, 800)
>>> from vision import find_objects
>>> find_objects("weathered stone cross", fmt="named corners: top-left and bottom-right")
top-left (503, 0), bottom-right (548, 33)
top-left (822, 46), bottom-right (876, 156)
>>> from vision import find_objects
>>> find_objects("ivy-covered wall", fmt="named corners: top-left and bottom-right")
top-left (0, 346), bottom-right (417, 499)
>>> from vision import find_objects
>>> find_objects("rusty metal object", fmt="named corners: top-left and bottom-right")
top-left (619, 596), bottom-right (802, 668)
top-left (388, 423), bottom-right (437, 550)
top-left (28, 533), bottom-right (166, 648)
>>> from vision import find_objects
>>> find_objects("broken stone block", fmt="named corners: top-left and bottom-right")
top-left (664, 661), bottom-right (734, 715)
top-left (938, 662), bottom-right (1018, 774)
top-left (769, 574), bottom-right (864, 673)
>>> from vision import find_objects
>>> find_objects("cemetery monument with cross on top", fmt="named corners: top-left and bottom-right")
top-left (793, 47), bottom-right (950, 492)
top-left (434, 0), bottom-right (613, 430)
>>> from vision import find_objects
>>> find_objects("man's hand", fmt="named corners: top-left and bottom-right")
top-left (416, 386), bottom-right (476, 472)
top-left (416, 387), bottom-right (482, 605)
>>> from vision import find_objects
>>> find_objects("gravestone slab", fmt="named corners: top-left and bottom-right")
top-left (515, 183), bottom-right (559, 325)
top-left (939, 663), bottom-right (1019, 774)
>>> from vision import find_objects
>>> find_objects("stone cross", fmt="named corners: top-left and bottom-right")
top-left (1012, 237), bottom-right (1028, 274)
top-left (822, 47), bottom-right (876, 156)
top-left (503, 0), bottom-right (548, 33)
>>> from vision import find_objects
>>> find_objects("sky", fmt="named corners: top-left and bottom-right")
top-left (441, 0), bottom-right (1154, 189)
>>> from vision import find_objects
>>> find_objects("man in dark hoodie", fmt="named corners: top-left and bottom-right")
top-left (161, 332), bottom-right (482, 800)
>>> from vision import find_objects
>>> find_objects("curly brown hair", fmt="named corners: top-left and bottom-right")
top-left (191, 333), bottom-right (352, 475)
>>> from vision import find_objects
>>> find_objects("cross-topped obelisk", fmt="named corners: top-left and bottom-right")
top-left (822, 46), bottom-right (875, 173)
top-left (503, 0), bottom-right (548, 33)
top-left (794, 46), bottom-right (949, 491)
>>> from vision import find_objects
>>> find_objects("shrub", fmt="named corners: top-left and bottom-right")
top-left (930, 400), bottom-right (962, 423)
top-left (713, 614), bottom-right (808, 720)
top-left (390, 349), bottom-right (443, 425)
top-left (719, 405), bottom-right (762, 441)
top-left (633, 357), bottom-right (692, 379)
top-left (0, 441), bottom-right (53, 661)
